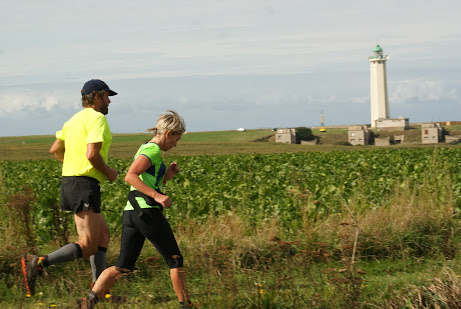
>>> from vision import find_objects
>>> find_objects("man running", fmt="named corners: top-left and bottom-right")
top-left (22, 79), bottom-right (118, 295)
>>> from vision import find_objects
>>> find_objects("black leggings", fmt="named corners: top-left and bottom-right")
top-left (115, 208), bottom-right (183, 271)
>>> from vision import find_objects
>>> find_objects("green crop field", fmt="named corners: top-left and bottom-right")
top-left (1, 131), bottom-right (461, 308)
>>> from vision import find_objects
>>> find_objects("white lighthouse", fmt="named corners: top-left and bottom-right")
top-left (369, 45), bottom-right (389, 128)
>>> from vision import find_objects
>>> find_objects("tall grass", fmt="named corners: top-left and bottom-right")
top-left (1, 151), bottom-right (461, 308)
top-left (382, 269), bottom-right (461, 308)
top-left (354, 153), bottom-right (457, 260)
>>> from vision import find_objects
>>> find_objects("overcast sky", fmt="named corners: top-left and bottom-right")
top-left (1, 0), bottom-right (460, 136)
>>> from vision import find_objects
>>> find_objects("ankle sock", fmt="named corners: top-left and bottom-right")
top-left (88, 290), bottom-right (99, 304)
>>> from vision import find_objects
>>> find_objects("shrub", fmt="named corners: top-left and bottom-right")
top-left (295, 127), bottom-right (315, 143)
top-left (334, 141), bottom-right (352, 146)
top-left (5, 187), bottom-right (37, 249)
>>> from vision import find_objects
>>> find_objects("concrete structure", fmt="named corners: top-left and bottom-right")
top-left (421, 123), bottom-right (443, 144)
top-left (445, 135), bottom-right (461, 144)
top-left (369, 45), bottom-right (390, 128)
top-left (394, 135), bottom-right (405, 144)
top-left (348, 125), bottom-right (370, 145)
top-left (276, 128), bottom-right (296, 144)
top-left (375, 137), bottom-right (391, 146)
top-left (375, 117), bottom-right (410, 131)
top-left (301, 139), bottom-right (318, 145)
top-left (312, 124), bottom-right (363, 130)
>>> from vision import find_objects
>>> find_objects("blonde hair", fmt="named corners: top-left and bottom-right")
top-left (147, 110), bottom-right (186, 136)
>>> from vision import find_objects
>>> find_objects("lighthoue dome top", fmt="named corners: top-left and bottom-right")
top-left (373, 45), bottom-right (383, 52)
top-left (369, 44), bottom-right (388, 61)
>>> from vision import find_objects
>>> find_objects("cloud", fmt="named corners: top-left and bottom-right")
top-left (3, 1), bottom-right (460, 81)
top-left (1, 1), bottom-right (461, 135)
top-left (389, 79), bottom-right (459, 104)
top-left (0, 91), bottom-right (77, 115)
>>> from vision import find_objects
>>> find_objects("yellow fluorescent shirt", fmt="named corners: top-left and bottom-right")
top-left (56, 108), bottom-right (112, 183)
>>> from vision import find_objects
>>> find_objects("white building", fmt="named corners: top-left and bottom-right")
top-left (421, 123), bottom-right (443, 144)
top-left (375, 117), bottom-right (409, 131)
top-left (369, 45), bottom-right (390, 128)
top-left (348, 125), bottom-right (370, 145)
top-left (276, 128), bottom-right (296, 144)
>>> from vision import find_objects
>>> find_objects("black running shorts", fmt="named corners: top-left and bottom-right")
top-left (116, 207), bottom-right (183, 271)
top-left (60, 176), bottom-right (101, 213)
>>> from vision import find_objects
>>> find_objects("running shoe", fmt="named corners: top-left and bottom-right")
top-left (76, 297), bottom-right (96, 309)
top-left (76, 291), bottom-right (98, 309)
top-left (104, 293), bottom-right (127, 304)
top-left (90, 282), bottom-right (126, 304)
top-left (21, 255), bottom-right (45, 295)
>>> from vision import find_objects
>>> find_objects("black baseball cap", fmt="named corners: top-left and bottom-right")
top-left (81, 79), bottom-right (118, 96)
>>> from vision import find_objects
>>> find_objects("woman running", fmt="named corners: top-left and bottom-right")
top-left (80, 110), bottom-right (193, 308)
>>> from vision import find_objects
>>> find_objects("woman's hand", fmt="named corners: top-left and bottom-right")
top-left (154, 193), bottom-right (172, 208)
top-left (163, 162), bottom-right (179, 184)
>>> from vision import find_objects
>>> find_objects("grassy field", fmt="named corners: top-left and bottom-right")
top-left (1, 129), bottom-right (461, 308)
top-left (2, 127), bottom-right (455, 161)
top-left (0, 129), bottom-right (354, 160)
top-left (0, 130), bottom-right (276, 160)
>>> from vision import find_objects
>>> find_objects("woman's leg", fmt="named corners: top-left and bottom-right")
top-left (170, 267), bottom-right (190, 302)
top-left (92, 211), bottom-right (145, 299)
top-left (91, 266), bottom-right (126, 299)
top-left (140, 208), bottom-right (191, 303)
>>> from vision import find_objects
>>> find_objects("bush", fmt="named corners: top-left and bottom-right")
top-left (295, 127), bottom-right (315, 143)
top-left (334, 141), bottom-right (352, 146)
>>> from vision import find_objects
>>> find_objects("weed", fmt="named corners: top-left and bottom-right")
top-left (356, 174), bottom-right (458, 260)
top-left (5, 187), bottom-right (37, 250)
top-left (383, 269), bottom-right (461, 308)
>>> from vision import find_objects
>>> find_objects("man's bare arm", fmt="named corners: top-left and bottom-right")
top-left (86, 142), bottom-right (118, 182)
top-left (50, 139), bottom-right (65, 163)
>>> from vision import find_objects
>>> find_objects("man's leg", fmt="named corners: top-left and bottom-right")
top-left (90, 247), bottom-right (107, 284)
top-left (44, 243), bottom-right (83, 266)
top-left (90, 216), bottom-right (110, 283)
top-left (74, 209), bottom-right (106, 258)
top-left (30, 209), bottom-right (104, 269)
top-left (21, 210), bottom-right (103, 295)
